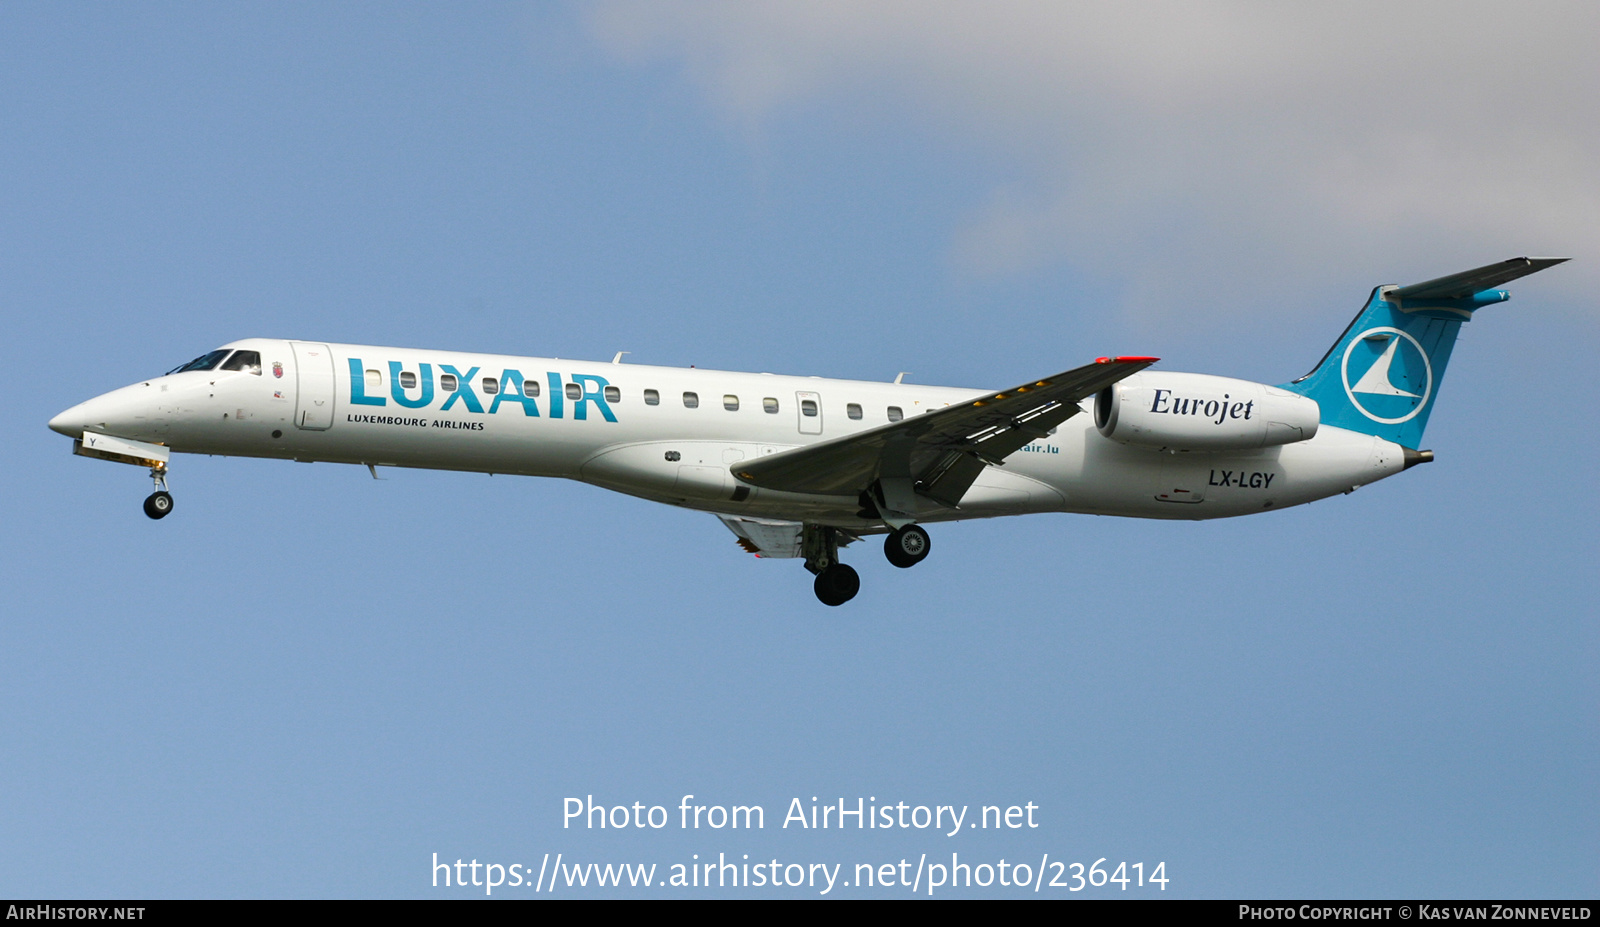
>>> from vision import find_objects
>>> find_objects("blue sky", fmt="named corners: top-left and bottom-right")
top-left (2, 2), bottom-right (1594, 898)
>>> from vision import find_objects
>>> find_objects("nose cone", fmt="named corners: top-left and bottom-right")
top-left (49, 402), bottom-right (91, 437)
top-left (48, 380), bottom-right (161, 439)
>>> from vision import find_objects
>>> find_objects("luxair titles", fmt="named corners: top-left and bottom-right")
top-left (342, 359), bottom-right (617, 428)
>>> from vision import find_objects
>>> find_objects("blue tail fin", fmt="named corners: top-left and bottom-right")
top-left (1281, 257), bottom-right (1566, 448)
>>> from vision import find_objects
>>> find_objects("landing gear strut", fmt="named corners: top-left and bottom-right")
top-left (884, 524), bottom-right (930, 568)
top-left (143, 466), bottom-right (173, 520)
top-left (803, 524), bottom-right (859, 606)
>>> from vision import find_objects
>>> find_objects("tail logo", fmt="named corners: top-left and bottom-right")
top-left (1341, 327), bottom-right (1433, 425)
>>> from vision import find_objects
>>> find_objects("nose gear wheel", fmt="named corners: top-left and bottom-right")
top-left (143, 491), bottom-right (173, 519)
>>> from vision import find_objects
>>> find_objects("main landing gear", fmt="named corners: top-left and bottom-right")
top-left (803, 522), bottom-right (934, 605)
top-left (813, 563), bottom-right (860, 607)
top-left (142, 466), bottom-right (173, 520)
top-left (883, 524), bottom-right (931, 569)
top-left (803, 524), bottom-right (859, 606)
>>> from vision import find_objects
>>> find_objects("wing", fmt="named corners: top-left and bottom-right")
top-left (732, 356), bottom-right (1157, 509)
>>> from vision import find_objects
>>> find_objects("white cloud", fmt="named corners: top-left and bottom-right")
top-left (588, 1), bottom-right (1599, 315)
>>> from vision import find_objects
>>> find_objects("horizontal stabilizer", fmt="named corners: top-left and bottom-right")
top-left (1394, 256), bottom-right (1568, 301)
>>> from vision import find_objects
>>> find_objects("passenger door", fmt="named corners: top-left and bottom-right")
top-left (291, 342), bottom-right (336, 430)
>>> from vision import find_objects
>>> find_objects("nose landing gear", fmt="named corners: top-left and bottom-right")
top-left (143, 466), bottom-right (173, 520)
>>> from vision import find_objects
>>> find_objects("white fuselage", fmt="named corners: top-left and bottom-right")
top-left (50, 338), bottom-right (1408, 530)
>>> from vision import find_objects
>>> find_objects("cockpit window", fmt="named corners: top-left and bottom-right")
top-left (166, 349), bottom-right (232, 375)
top-left (221, 350), bottom-right (262, 375)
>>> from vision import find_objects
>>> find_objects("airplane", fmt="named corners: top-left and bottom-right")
top-left (48, 257), bottom-right (1565, 605)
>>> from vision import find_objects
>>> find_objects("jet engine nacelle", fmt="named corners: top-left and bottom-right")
top-left (1095, 372), bottom-right (1319, 451)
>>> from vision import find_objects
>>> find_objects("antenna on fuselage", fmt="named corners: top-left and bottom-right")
top-left (894, 372), bottom-right (910, 384)
top-left (612, 352), bottom-right (629, 364)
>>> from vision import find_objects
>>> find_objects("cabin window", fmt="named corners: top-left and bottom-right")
top-left (644, 389), bottom-right (660, 406)
top-left (847, 403), bottom-right (862, 420)
top-left (523, 378), bottom-right (540, 398)
top-left (683, 391), bottom-right (699, 408)
top-left (604, 385), bottom-right (621, 403)
top-left (400, 371), bottom-right (417, 389)
top-left (801, 399), bottom-right (818, 417)
top-left (763, 397), bottom-right (778, 414)
top-left (221, 350), bottom-right (262, 375)
top-left (563, 382), bottom-right (580, 400)
top-left (723, 394), bottom-right (739, 411)
top-left (482, 377), bottom-right (499, 395)
top-left (365, 369), bottom-right (383, 390)
top-left (887, 406), bottom-right (903, 422)
top-left (440, 374), bottom-right (458, 391)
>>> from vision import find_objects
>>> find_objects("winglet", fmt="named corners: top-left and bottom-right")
top-left (1096, 356), bottom-right (1160, 364)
